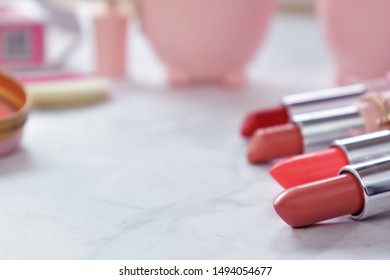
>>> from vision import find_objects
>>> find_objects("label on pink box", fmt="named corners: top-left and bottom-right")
top-left (0, 8), bottom-right (45, 69)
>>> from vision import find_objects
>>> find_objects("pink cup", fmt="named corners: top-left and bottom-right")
top-left (318, 0), bottom-right (390, 84)
top-left (138, 0), bottom-right (275, 87)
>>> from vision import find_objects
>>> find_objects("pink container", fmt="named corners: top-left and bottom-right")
top-left (318, 0), bottom-right (390, 84)
top-left (0, 7), bottom-right (45, 70)
top-left (95, 0), bottom-right (131, 79)
top-left (138, 0), bottom-right (275, 86)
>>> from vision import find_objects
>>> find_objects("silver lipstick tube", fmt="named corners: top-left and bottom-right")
top-left (292, 105), bottom-right (365, 152)
top-left (283, 78), bottom-right (390, 116)
top-left (333, 130), bottom-right (390, 164)
top-left (341, 156), bottom-right (390, 220)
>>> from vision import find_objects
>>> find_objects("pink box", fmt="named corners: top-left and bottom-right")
top-left (0, 7), bottom-right (45, 69)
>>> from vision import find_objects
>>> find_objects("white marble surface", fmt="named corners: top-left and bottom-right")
top-left (1, 11), bottom-right (389, 260)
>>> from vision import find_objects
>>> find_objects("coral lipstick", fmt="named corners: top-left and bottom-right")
top-left (248, 105), bottom-right (365, 163)
top-left (241, 77), bottom-right (390, 137)
top-left (270, 147), bottom-right (348, 188)
top-left (270, 130), bottom-right (390, 188)
top-left (274, 156), bottom-right (390, 227)
top-left (274, 173), bottom-right (363, 228)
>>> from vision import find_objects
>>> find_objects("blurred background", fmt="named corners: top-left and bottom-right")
top-left (1, 0), bottom-right (390, 260)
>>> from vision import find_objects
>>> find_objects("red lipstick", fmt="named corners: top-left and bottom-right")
top-left (241, 78), bottom-right (390, 138)
top-left (241, 105), bottom-right (289, 137)
top-left (270, 130), bottom-right (390, 188)
top-left (274, 156), bottom-right (390, 227)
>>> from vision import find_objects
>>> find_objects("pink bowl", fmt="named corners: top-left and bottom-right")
top-left (138, 0), bottom-right (275, 86)
top-left (318, 0), bottom-right (390, 84)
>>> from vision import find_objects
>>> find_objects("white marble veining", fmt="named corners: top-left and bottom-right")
top-left (0, 10), bottom-right (388, 259)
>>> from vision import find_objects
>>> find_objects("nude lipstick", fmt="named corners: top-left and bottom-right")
top-left (248, 105), bottom-right (365, 162)
top-left (241, 77), bottom-right (390, 137)
top-left (274, 156), bottom-right (390, 228)
top-left (248, 90), bottom-right (390, 163)
top-left (270, 130), bottom-right (390, 188)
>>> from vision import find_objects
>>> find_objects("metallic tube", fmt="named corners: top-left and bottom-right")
top-left (283, 84), bottom-right (366, 115)
top-left (282, 78), bottom-right (390, 116)
top-left (333, 130), bottom-right (390, 164)
top-left (341, 156), bottom-right (390, 220)
top-left (293, 105), bottom-right (365, 152)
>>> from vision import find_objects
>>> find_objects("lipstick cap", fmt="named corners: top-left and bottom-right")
top-left (282, 84), bottom-right (366, 116)
top-left (333, 130), bottom-right (390, 164)
top-left (283, 77), bottom-right (390, 116)
top-left (341, 156), bottom-right (390, 220)
top-left (293, 105), bottom-right (365, 152)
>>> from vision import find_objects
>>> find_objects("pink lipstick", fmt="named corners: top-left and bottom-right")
top-left (274, 156), bottom-right (390, 227)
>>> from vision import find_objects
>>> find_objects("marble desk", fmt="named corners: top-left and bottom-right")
top-left (1, 11), bottom-right (389, 259)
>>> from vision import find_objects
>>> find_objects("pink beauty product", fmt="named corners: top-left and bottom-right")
top-left (0, 72), bottom-right (30, 156)
top-left (94, 0), bottom-right (130, 79)
top-left (0, 7), bottom-right (45, 69)
top-left (138, 0), bottom-right (275, 87)
top-left (0, 2), bottom-right (81, 72)
top-left (318, 0), bottom-right (390, 84)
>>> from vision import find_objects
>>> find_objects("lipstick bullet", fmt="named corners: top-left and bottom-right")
top-left (270, 130), bottom-right (390, 188)
top-left (247, 105), bottom-right (365, 162)
top-left (241, 105), bottom-right (289, 137)
top-left (241, 77), bottom-right (390, 137)
top-left (247, 89), bottom-right (390, 163)
top-left (274, 156), bottom-right (390, 227)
